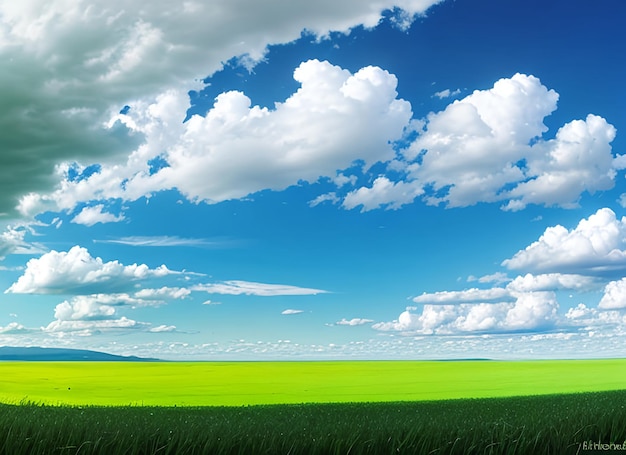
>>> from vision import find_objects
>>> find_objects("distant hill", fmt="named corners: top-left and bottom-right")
top-left (0, 346), bottom-right (159, 361)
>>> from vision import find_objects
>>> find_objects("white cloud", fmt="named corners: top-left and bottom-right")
top-left (343, 176), bottom-right (423, 211)
top-left (29, 60), bottom-right (412, 213)
top-left (565, 303), bottom-right (595, 320)
top-left (54, 298), bottom-right (117, 321)
top-left (413, 75), bottom-right (619, 210)
top-left (346, 74), bottom-right (621, 211)
top-left (502, 208), bottom-right (626, 275)
top-left (405, 73), bottom-right (558, 207)
top-left (0, 322), bottom-right (29, 334)
top-left (50, 291), bottom-right (177, 323)
top-left (5, 245), bottom-right (171, 294)
top-left (506, 273), bottom-right (602, 292)
top-left (502, 292), bottom-right (558, 331)
top-left (336, 317), bottom-right (374, 326)
top-left (373, 307), bottom-right (449, 332)
top-left (149, 325), bottom-right (176, 333)
top-left (86, 328), bottom-right (626, 360)
top-left (193, 280), bottom-right (327, 296)
top-left (95, 235), bottom-right (222, 248)
top-left (11, 287), bottom-right (185, 341)
top-left (467, 272), bottom-right (510, 285)
top-left (407, 273), bottom-right (602, 310)
top-left (333, 173), bottom-right (358, 187)
top-left (42, 317), bottom-right (145, 336)
top-left (565, 303), bottom-right (626, 328)
top-left (134, 287), bottom-right (191, 300)
top-left (309, 192), bottom-right (340, 208)
top-left (57, 290), bottom-right (182, 309)
top-left (16, 58), bottom-right (621, 217)
top-left (502, 114), bottom-right (619, 211)
top-left (0, 0), bottom-right (441, 216)
top-left (598, 278), bottom-right (626, 309)
top-left (281, 309), bottom-right (304, 315)
top-left (402, 269), bottom-right (609, 336)
top-left (413, 287), bottom-right (514, 304)
top-left (43, 291), bottom-right (172, 336)
top-left (0, 226), bottom-right (27, 259)
top-left (70, 204), bottom-right (125, 226)
top-left (0, 224), bottom-right (46, 260)
top-left (433, 88), bottom-right (461, 99)
top-left (375, 291), bottom-right (558, 334)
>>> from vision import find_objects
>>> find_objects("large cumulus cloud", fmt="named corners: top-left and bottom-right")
top-left (5, 245), bottom-right (171, 294)
top-left (502, 208), bottom-right (626, 276)
top-left (374, 291), bottom-right (558, 334)
top-left (0, 0), bottom-right (441, 218)
top-left (18, 60), bottom-right (413, 214)
top-left (343, 74), bottom-right (623, 211)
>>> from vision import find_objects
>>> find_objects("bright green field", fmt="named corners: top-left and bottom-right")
top-left (1, 359), bottom-right (625, 407)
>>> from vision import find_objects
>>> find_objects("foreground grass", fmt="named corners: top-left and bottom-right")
top-left (2, 359), bottom-right (626, 406)
top-left (1, 390), bottom-right (626, 454)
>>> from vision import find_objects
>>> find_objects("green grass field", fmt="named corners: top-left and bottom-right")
top-left (1, 359), bottom-right (625, 406)
top-left (2, 360), bottom-right (626, 454)
top-left (2, 391), bottom-right (626, 454)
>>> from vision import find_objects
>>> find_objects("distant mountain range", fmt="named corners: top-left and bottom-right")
top-left (0, 346), bottom-right (159, 361)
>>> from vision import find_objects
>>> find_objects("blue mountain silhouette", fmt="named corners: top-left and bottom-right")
top-left (0, 346), bottom-right (158, 361)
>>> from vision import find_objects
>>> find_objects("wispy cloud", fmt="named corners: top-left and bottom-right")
top-left (309, 192), bottom-right (340, 207)
top-left (413, 288), bottom-right (515, 304)
top-left (194, 280), bottom-right (328, 296)
top-left (95, 236), bottom-right (228, 248)
top-left (282, 309), bottom-right (304, 315)
top-left (149, 325), bottom-right (177, 333)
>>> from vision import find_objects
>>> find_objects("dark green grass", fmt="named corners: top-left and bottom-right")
top-left (1, 390), bottom-right (626, 455)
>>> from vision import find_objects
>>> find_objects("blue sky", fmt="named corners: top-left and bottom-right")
top-left (1, 0), bottom-right (626, 360)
